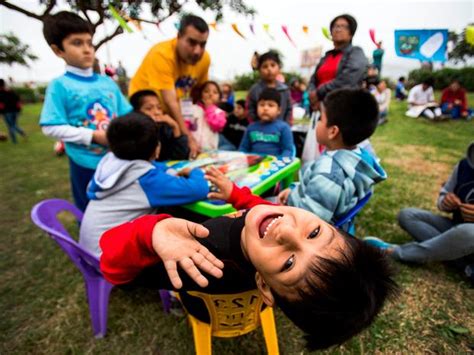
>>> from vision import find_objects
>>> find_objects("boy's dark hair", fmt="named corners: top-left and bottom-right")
top-left (330, 14), bottom-right (358, 36)
top-left (107, 112), bottom-right (161, 161)
top-left (178, 14), bottom-right (209, 36)
top-left (258, 88), bottom-right (281, 107)
top-left (272, 230), bottom-right (398, 350)
top-left (235, 99), bottom-right (246, 108)
top-left (257, 51), bottom-right (281, 69)
top-left (323, 89), bottom-right (378, 146)
top-left (43, 11), bottom-right (92, 49)
top-left (398, 76), bottom-right (405, 82)
top-left (422, 77), bottom-right (434, 87)
top-left (129, 90), bottom-right (158, 111)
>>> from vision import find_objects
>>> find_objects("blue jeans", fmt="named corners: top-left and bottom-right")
top-left (68, 158), bottom-right (95, 212)
top-left (394, 207), bottom-right (474, 263)
top-left (441, 103), bottom-right (473, 119)
top-left (3, 112), bottom-right (25, 143)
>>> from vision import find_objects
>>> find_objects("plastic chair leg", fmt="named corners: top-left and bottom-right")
top-left (189, 315), bottom-right (212, 355)
top-left (159, 289), bottom-right (172, 313)
top-left (84, 276), bottom-right (114, 338)
top-left (260, 307), bottom-right (279, 355)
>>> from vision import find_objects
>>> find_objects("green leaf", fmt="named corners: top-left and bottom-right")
top-left (448, 325), bottom-right (470, 335)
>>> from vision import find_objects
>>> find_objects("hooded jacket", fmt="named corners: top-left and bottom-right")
top-left (79, 152), bottom-right (209, 257)
top-left (287, 148), bottom-right (387, 223)
top-left (438, 142), bottom-right (474, 223)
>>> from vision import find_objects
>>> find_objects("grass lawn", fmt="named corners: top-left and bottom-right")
top-left (1, 96), bottom-right (473, 354)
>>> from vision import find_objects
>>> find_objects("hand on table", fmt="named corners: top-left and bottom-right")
top-left (188, 135), bottom-right (200, 160)
top-left (441, 192), bottom-right (461, 211)
top-left (205, 166), bottom-right (233, 201)
top-left (152, 218), bottom-right (224, 289)
top-left (277, 188), bottom-right (291, 205)
top-left (177, 167), bottom-right (192, 177)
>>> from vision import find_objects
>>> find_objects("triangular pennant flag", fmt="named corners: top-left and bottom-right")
top-left (302, 25), bottom-right (309, 34)
top-left (131, 19), bottom-right (142, 31)
top-left (156, 22), bottom-right (166, 35)
top-left (369, 28), bottom-right (378, 47)
top-left (322, 27), bottom-right (331, 41)
top-left (231, 23), bottom-right (246, 39)
top-left (174, 22), bottom-right (180, 31)
top-left (209, 22), bottom-right (218, 31)
top-left (263, 24), bottom-right (275, 40)
top-left (249, 23), bottom-right (255, 35)
top-left (108, 5), bottom-right (133, 33)
top-left (281, 25), bottom-right (296, 47)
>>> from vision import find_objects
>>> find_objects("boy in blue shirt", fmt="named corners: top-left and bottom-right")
top-left (40, 11), bottom-right (132, 211)
top-left (239, 88), bottom-right (294, 157)
top-left (79, 112), bottom-right (209, 258)
top-left (277, 89), bottom-right (386, 223)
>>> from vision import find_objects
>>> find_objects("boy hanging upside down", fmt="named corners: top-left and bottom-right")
top-left (100, 168), bottom-right (398, 350)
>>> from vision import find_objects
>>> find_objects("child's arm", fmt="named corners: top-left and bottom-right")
top-left (280, 123), bottom-right (295, 157)
top-left (205, 166), bottom-right (275, 210)
top-left (139, 168), bottom-right (210, 207)
top-left (99, 214), bottom-right (224, 288)
top-left (437, 163), bottom-right (461, 212)
top-left (246, 88), bottom-right (258, 122)
top-left (203, 105), bottom-right (226, 132)
top-left (157, 113), bottom-right (181, 137)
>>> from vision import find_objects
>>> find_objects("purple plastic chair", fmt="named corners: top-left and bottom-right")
top-left (31, 199), bottom-right (172, 338)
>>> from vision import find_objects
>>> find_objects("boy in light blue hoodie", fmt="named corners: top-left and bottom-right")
top-left (277, 89), bottom-right (387, 223)
top-left (79, 112), bottom-right (209, 257)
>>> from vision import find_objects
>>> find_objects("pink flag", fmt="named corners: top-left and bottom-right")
top-left (282, 25), bottom-right (296, 47)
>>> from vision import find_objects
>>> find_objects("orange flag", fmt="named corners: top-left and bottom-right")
top-left (231, 23), bottom-right (246, 39)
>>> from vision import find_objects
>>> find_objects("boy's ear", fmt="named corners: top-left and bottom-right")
top-left (50, 44), bottom-right (64, 57)
top-left (328, 124), bottom-right (340, 140)
top-left (255, 272), bottom-right (275, 306)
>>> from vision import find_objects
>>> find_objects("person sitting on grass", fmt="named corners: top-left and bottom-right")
top-left (79, 112), bottom-right (209, 258)
top-left (440, 79), bottom-right (472, 120)
top-left (239, 88), bottom-right (294, 157)
top-left (373, 79), bottom-right (391, 125)
top-left (130, 90), bottom-right (189, 161)
top-left (277, 88), bottom-right (386, 224)
top-left (395, 76), bottom-right (407, 101)
top-left (364, 142), bottom-right (474, 284)
top-left (99, 169), bottom-right (398, 350)
top-left (406, 77), bottom-right (443, 120)
top-left (246, 51), bottom-right (292, 124)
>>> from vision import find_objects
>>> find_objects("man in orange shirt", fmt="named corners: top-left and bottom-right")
top-left (130, 15), bottom-right (211, 158)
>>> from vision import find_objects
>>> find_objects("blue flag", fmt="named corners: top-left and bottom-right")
top-left (394, 29), bottom-right (448, 62)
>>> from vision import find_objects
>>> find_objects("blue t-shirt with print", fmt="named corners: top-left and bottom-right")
top-left (40, 72), bottom-right (132, 169)
top-left (239, 120), bottom-right (294, 157)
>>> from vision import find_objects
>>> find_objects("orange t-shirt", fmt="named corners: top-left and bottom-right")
top-left (129, 38), bottom-right (210, 113)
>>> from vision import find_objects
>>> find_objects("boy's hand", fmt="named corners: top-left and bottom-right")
top-left (277, 188), bottom-right (291, 205)
top-left (92, 130), bottom-right (108, 146)
top-left (441, 192), bottom-right (461, 211)
top-left (151, 218), bottom-right (224, 289)
top-left (460, 203), bottom-right (474, 222)
top-left (177, 167), bottom-right (192, 177)
top-left (188, 135), bottom-right (200, 159)
top-left (205, 166), bottom-right (233, 201)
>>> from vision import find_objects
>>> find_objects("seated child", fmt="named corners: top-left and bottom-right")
top-left (365, 142), bottom-right (474, 283)
top-left (275, 89), bottom-right (385, 223)
top-left (373, 80), bottom-right (391, 125)
top-left (188, 81), bottom-right (226, 151)
top-left (395, 76), bottom-right (407, 101)
top-left (239, 88), bottom-right (294, 157)
top-left (130, 90), bottom-right (189, 161)
top-left (406, 78), bottom-right (442, 120)
top-left (221, 99), bottom-right (249, 150)
top-left (247, 51), bottom-right (292, 124)
top-left (440, 79), bottom-right (472, 119)
top-left (99, 174), bottom-right (398, 350)
top-left (79, 112), bottom-right (209, 257)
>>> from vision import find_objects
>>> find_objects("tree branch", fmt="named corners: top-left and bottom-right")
top-left (0, 1), bottom-right (44, 21)
top-left (94, 25), bottom-right (123, 50)
top-left (42, 0), bottom-right (56, 17)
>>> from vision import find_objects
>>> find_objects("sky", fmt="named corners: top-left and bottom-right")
top-left (0, 0), bottom-right (473, 84)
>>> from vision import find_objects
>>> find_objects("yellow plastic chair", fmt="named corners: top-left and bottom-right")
top-left (178, 290), bottom-right (279, 355)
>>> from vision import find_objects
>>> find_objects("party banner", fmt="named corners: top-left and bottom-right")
top-left (394, 29), bottom-right (448, 62)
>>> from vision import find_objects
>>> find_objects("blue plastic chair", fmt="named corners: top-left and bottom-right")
top-left (334, 191), bottom-right (373, 234)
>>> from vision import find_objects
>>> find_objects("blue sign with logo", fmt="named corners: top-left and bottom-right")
top-left (394, 29), bottom-right (448, 62)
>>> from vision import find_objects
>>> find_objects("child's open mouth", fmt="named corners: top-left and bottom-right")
top-left (258, 214), bottom-right (283, 238)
